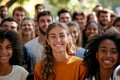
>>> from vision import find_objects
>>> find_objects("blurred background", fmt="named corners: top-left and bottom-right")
top-left (0, 0), bottom-right (120, 18)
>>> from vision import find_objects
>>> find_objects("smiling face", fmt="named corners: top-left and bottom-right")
top-left (1, 21), bottom-right (18, 32)
top-left (21, 19), bottom-right (34, 35)
top-left (96, 39), bottom-right (118, 70)
top-left (0, 39), bottom-right (13, 65)
top-left (47, 26), bottom-right (69, 54)
top-left (59, 12), bottom-right (71, 23)
top-left (85, 23), bottom-right (99, 39)
top-left (38, 15), bottom-right (52, 35)
top-left (68, 26), bottom-right (79, 43)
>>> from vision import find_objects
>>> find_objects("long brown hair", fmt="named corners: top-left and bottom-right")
top-left (41, 22), bottom-right (76, 80)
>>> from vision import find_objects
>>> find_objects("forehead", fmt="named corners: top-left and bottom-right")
top-left (39, 15), bottom-right (52, 20)
top-left (99, 39), bottom-right (116, 48)
top-left (2, 21), bottom-right (17, 25)
top-left (14, 10), bottom-right (25, 15)
top-left (0, 7), bottom-right (7, 10)
top-left (99, 12), bottom-right (109, 16)
top-left (49, 26), bottom-right (66, 34)
top-left (0, 38), bottom-right (11, 44)
top-left (60, 12), bottom-right (71, 17)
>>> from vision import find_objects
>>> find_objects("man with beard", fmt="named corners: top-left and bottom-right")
top-left (25, 11), bottom-right (53, 69)
top-left (0, 5), bottom-right (9, 23)
top-left (97, 9), bottom-right (111, 33)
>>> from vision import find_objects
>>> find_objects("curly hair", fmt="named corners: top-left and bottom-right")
top-left (84, 32), bottom-right (120, 79)
top-left (41, 22), bottom-right (76, 80)
top-left (0, 29), bottom-right (23, 65)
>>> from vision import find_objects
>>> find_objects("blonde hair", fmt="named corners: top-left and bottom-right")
top-left (19, 17), bottom-right (35, 44)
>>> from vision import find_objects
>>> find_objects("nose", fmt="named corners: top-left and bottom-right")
top-left (56, 37), bottom-right (61, 42)
top-left (106, 51), bottom-right (111, 58)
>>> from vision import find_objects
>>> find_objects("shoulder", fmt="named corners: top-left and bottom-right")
top-left (13, 65), bottom-right (29, 74)
top-left (25, 37), bottom-right (39, 46)
top-left (34, 60), bottom-right (43, 71)
top-left (68, 56), bottom-right (83, 64)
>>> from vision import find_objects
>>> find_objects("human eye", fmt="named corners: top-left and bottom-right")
top-left (49, 35), bottom-right (56, 39)
top-left (60, 34), bottom-right (65, 38)
top-left (11, 26), bottom-right (16, 29)
top-left (73, 31), bottom-right (77, 34)
top-left (6, 45), bottom-right (12, 50)
top-left (111, 49), bottom-right (118, 54)
top-left (47, 19), bottom-right (52, 23)
top-left (100, 49), bottom-right (106, 54)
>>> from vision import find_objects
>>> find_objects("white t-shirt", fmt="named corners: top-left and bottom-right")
top-left (0, 65), bottom-right (29, 80)
top-left (25, 37), bottom-right (44, 67)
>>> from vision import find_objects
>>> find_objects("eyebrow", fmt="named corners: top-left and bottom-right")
top-left (100, 46), bottom-right (117, 49)
top-left (49, 32), bottom-right (65, 35)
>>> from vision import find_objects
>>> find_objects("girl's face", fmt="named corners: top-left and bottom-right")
top-left (68, 26), bottom-right (79, 43)
top-left (85, 23), bottom-right (99, 39)
top-left (21, 20), bottom-right (34, 35)
top-left (114, 21), bottom-right (120, 32)
top-left (96, 39), bottom-right (118, 70)
top-left (47, 26), bottom-right (69, 54)
top-left (89, 14), bottom-right (97, 23)
top-left (0, 39), bottom-right (13, 64)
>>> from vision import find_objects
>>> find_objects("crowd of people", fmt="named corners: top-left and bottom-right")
top-left (0, 3), bottom-right (120, 80)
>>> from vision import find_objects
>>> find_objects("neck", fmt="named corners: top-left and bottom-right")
top-left (38, 33), bottom-right (46, 45)
top-left (23, 34), bottom-right (32, 44)
top-left (53, 51), bottom-right (71, 62)
top-left (99, 68), bottom-right (114, 80)
top-left (0, 63), bottom-right (12, 76)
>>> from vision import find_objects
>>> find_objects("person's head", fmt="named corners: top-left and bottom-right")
top-left (93, 4), bottom-right (103, 15)
top-left (12, 6), bottom-right (27, 24)
top-left (35, 4), bottom-right (45, 14)
top-left (84, 33), bottom-right (120, 78)
top-left (72, 11), bottom-right (86, 31)
top-left (97, 9), bottom-right (111, 27)
top-left (57, 8), bottom-right (72, 23)
top-left (87, 12), bottom-right (97, 23)
top-left (82, 22), bottom-right (99, 47)
top-left (0, 17), bottom-right (19, 32)
top-left (84, 22), bottom-right (99, 39)
top-left (67, 21), bottom-right (82, 47)
top-left (0, 29), bottom-right (22, 65)
top-left (0, 5), bottom-right (8, 18)
top-left (37, 10), bottom-right (53, 35)
top-left (41, 22), bottom-right (75, 80)
top-left (20, 17), bottom-right (35, 43)
top-left (109, 11), bottom-right (117, 26)
top-left (113, 17), bottom-right (120, 32)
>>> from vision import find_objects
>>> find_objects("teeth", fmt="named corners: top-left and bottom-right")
top-left (55, 45), bottom-right (62, 46)
top-left (104, 60), bottom-right (111, 64)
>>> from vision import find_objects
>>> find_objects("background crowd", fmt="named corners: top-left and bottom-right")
top-left (0, 3), bottom-right (120, 80)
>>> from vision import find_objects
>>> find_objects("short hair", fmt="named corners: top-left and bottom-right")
top-left (35, 4), bottom-right (45, 9)
top-left (97, 9), bottom-right (109, 18)
top-left (37, 10), bottom-right (52, 22)
top-left (57, 8), bottom-right (71, 17)
top-left (12, 6), bottom-right (26, 16)
top-left (72, 11), bottom-right (85, 20)
top-left (0, 17), bottom-right (19, 29)
top-left (0, 5), bottom-right (8, 9)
